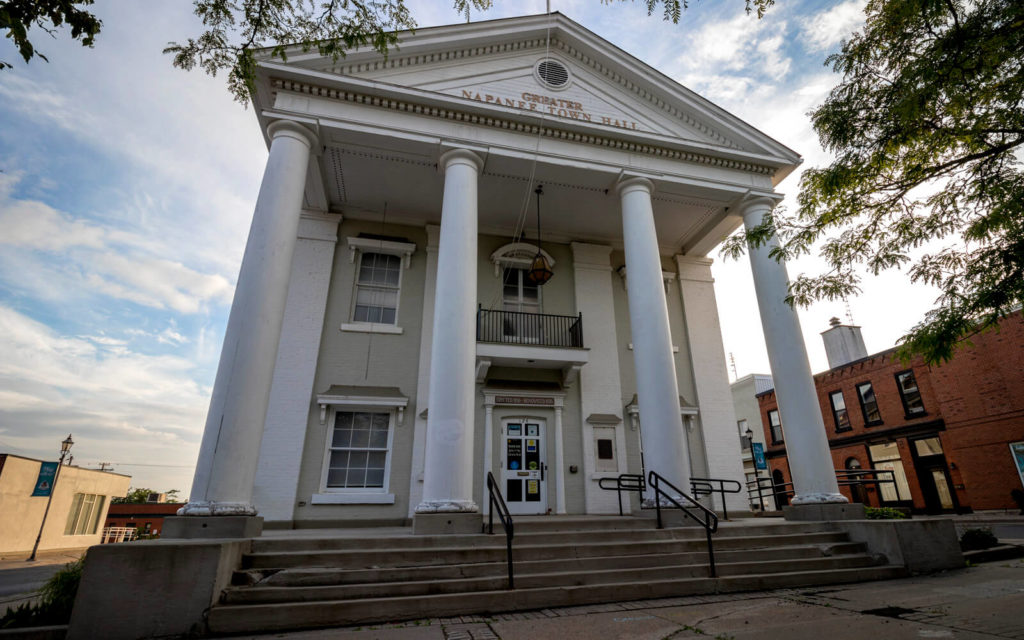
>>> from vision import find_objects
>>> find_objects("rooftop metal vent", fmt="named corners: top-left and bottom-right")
top-left (536, 59), bottom-right (570, 88)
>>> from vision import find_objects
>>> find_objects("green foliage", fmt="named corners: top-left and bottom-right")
top-left (0, 557), bottom-right (84, 629)
top-left (864, 506), bottom-right (908, 519)
top-left (112, 487), bottom-right (182, 504)
top-left (0, 0), bottom-right (101, 69)
top-left (959, 527), bottom-right (998, 551)
top-left (722, 0), bottom-right (1024, 365)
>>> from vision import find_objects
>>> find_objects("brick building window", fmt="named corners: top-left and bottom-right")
top-left (767, 409), bottom-right (783, 444)
top-left (353, 252), bottom-right (402, 324)
top-left (326, 410), bottom-right (394, 490)
top-left (856, 382), bottom-right (882, 425)
top-left (829, 391), bottom-right (851, 432)
top-left (895, 370), bottom-right (925, 417)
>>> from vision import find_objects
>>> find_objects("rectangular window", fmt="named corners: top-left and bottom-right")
top-left (829, 391), bottom-right (851, 432)
top-left (326, 411), bottom-right (393, 490)
top-left (767, 409), bottom-right (783, 444)
top-left (353, 252), bottom-right (401, 325)
top-left (857, 382), bottom-right (882, 425)
top-left (868, 442), bottom-right (912, 503)
top-left (895, 370), bottom-right (925, 416)
top-left (63, 493), bottom-right (106, 535)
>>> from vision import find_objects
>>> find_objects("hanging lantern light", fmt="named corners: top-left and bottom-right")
top-left (525, 185), bottom-right (554, 286)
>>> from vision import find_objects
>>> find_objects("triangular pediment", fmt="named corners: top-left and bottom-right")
top-left (263, 13), bottom-right (800, 173)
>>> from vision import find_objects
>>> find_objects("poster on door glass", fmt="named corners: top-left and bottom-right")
top-left (508, 424), bottom-right (522, 436)
top-left (527, 480), bottom-right (539, 494)
top-left (507, 439), bottom-right (522, 470)
top-left (526, 424), bottom-right (539, 436)
top-left (1011, 442), bottom-right (1024, 489)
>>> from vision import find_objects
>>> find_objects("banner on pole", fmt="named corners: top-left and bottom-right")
top-left (32, 462), bottom-right (59, 496)
top-left (752, 443), bottom-right (767, 470)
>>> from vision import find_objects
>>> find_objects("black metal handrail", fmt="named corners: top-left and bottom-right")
top-left (477, 306), bottom-right (584, 348)
top-left (485, 471), bottom-right (514, 589)
top-left (598, 473), bottom-right (646, 515)
top-left (648, 470), bottom-right (719, 577)
top-left (690, 477), bottom-right (743, 521)
top-left (745, 468), bottom-right (898, 508)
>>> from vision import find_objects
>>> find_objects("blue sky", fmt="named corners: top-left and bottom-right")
top-left (0, 0), bottom-right (940, 495)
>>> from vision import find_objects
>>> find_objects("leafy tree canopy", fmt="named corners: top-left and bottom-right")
top-left (113, 487), bottom-right (182, 504)
top-left (165, 0), bottom-right (773, 106)
top-left (0, 0), bottom-right (101, 70)
top-left (723, 0), bottom-right (1024, 364)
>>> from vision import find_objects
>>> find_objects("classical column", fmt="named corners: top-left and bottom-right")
top-left (617, 177), bottom-right (691, 502)
top-left (553, 406), bottom-right (566, 514)
top-left (741, 197), bottom-right (845, 504)
top-left (416, 149), bottom-right (483, 514)
top-left (180, 120), bottom-right (317, 517)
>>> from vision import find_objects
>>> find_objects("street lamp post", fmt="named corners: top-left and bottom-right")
top-left (745, 427), bottom-right (765, 512)
top-left (28, 434), bottom-right (74, 562)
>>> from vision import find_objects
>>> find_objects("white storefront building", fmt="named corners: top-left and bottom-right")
top-left (178, 12), bottom-right (845, 531)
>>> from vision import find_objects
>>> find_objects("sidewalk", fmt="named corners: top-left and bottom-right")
top-left (212, 558), bottom-right (1024, 640)
top-left (0, 550), bottom-right (83, 613)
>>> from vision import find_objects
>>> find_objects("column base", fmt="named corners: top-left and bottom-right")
top-left (412, 512), bottom-right (482, 535)
top-left (162, 516), bottom-right (264, 539)
top-left (791, 492), bottom-right (849, 505)
top-left (414, 499), bottom-right (478, 514)
top-left (783, 503), bottom-right (866, 522)
top-left (175, 500), bottom-right (257, 516)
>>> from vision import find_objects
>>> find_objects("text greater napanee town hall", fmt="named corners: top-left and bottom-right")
top-left (461, 90), bottom-right (640, 131)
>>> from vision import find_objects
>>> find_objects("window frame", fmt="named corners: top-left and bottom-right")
top-left (318, 407), bottom-right (397, 499)
top-left (829, 390), bottom-right (852, 432)
top-left (855, 381), bottom-right (883, 426)
top-left (63, 493), bottom-right (106, 536)
top-left (313, 388), bottom-right (408, 505)
top-left (342, 237), bottom-right (416, 334)
top-left (352, 252), bottom-right (403, 325)
top-left (767, 409), bottom-right (784, 444)
top-left (894, 369), bottom-right (926, 418)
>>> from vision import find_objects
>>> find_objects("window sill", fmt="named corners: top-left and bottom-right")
top-left (341, 323), bottom-right (404, 335)
top-left (864, 420), bottom-right (884, 428)
top-left (904, 412), bottom-right (928, 420)
top-left (834, 427), bottom-right (853, 434)
top-left (311, 493), bottom-right (396, 505)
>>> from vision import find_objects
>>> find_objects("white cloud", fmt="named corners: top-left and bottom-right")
top-left (675, 13), bottom-right (791, 81)
top-left (801, 0), bottom-right (865, 53)
top-left (0, 175), bottom-right (233, 313)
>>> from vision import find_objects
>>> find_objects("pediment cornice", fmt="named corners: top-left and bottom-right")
top-left (271, 77), bottom-right (775, 176)
top-left (314, 35), bottom-right (737, 151)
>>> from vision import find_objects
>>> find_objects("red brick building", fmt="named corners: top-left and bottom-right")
top-left (759, 311), bottom-right (1024, 514)
top-left (104, 502), bottom-right (181, 537)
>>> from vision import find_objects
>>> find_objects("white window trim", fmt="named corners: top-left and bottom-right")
top-left (314, 396), bottom-right (407, 504)
top-left (490, 242), bottom-right (555, 278)
top-left (345, 237), bottom-right (416, 331)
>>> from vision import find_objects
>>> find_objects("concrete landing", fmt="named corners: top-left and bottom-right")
top-left (207, 558), bottom-right (1024, 640)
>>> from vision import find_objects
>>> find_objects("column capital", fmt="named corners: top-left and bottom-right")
top-left (266, 119), bottom-right (318, 149)
top-left (440, 148), bottom-right (484, 173)
top-left (615, 176), bottom-right (656, 197)
top-left (738, 195), bottom-right (781, 222)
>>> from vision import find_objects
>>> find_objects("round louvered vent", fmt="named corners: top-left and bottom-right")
top-left (536, 59), bottom-right (570, 89)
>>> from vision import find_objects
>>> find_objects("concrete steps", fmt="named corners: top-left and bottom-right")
top-left (207, 518), bottom-right (906, 635)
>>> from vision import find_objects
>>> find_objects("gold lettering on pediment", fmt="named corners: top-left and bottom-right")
top-left (460, 89), bottom-right (638, 130)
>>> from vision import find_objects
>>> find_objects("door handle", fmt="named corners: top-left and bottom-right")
top-left (541, 462), bottom-right (546, 481)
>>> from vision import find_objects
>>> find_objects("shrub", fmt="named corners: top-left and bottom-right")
top-left (864, 506), bottom-right (908, 520)
top-left (0, 556), bottom-right (84, 629)
top-left (960, 528), bottom-right (998, 551)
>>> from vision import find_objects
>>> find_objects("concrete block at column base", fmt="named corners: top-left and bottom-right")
top-left (67, 538), bottom-right (249, 640)
top-left (836, 519), bottom-right (963, 573)
top-left (783, 503), bottom-right (866, 521)
top-left (162, 515), bottom-right (263, 539)
top-left (413, 512), bottom-right (482, 535)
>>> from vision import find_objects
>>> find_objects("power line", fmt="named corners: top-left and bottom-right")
top-left (78, 461), bottom-right (194, 469)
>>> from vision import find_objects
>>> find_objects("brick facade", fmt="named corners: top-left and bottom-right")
top-left (759, 311), bottom-right (1024, 513)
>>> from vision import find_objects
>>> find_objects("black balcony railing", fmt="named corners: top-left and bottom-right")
top-left (477, 307), bottom-right (584, 348)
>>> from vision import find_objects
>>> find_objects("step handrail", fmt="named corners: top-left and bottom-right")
top-left (597, 473), bottom-right (645, 515)
top-left (648, 470), bottom-right (718, 577)
top-left (689, 476), bottom-right (743, 520)
top-left (485, 471), bottom-right (514, 589)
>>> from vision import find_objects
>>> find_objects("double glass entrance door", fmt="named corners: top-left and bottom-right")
top-left (501, 420), bottom-right (547, 515)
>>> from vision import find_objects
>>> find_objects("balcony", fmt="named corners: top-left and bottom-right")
top-left (476, 308), bottom-right (584, 348)
top-left (475, 308), bottom-right (588, 386)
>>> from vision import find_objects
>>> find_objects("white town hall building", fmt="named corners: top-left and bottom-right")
top-left (176, 12), bottom-right (848, 532)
